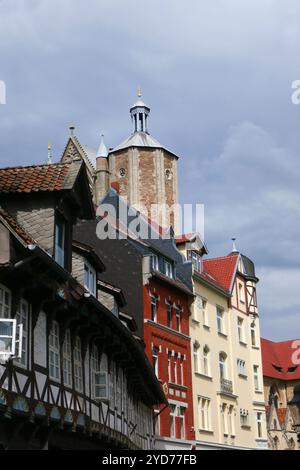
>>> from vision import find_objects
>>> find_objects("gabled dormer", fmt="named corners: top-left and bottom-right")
top-left (0, 161), bottom-right (94, 273)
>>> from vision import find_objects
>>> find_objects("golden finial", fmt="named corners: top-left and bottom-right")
top-left (137, 86), bottom-right (142, 98)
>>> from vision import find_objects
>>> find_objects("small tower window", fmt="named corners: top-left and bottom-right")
top-left (119, 167), bottom-right (126, 177)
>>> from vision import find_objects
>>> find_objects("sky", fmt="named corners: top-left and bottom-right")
top-left (0, 0), bottom-right (300, 341)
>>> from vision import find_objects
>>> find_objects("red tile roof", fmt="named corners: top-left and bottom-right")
top-left (0, 207), bottom-right (35, 246)
top-left (202, 255), bottom-right (239, 293)
top-left (0, 162), bottom-right (80, 195)
top-left (261, 338), bottom-right (300, 380)
top-left (175, 233), bottom-right (196, 244)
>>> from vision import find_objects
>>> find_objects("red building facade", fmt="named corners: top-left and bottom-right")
top-left (143, 275), bottom-right (195, 444)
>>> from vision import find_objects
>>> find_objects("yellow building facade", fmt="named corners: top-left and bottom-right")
top-left (176, 235), bottom-right (268, 449)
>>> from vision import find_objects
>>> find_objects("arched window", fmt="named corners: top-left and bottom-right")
top-left (273, 419), bottom-right (277, 430)
top-left (202, 345), bottom-right (210, 376)
top-left (269, 385), bottom-right (279, 408)
top-left (273, 436), bottom-right (279, 450)
top-left (219, 352), bottom-right (227, 381)
top-left (289, 438), bottom-right (295, 449)
top-left (193, 342), bottom-right (200, 374)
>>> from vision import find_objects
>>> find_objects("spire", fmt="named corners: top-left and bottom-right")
top-left (130, 89), bottom-right (150, 134)
top-left (231, 237), bottom-right (238, 253)
top-left (47, 143), bottom-right (52, 164)
top-left (96, 134), bottom-right (108, 158)
top-left (69, 125), bottom-right (75, 137)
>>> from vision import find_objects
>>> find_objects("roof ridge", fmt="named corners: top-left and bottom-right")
top-left (0, 161), bottom-right (73, 171)
top-left (204, 254), bottom-right (239, 262)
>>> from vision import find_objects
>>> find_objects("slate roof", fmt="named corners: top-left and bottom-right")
top-left (110, 131), bottom-right (179, 159)
top-left (0, 161), bottom-right (82, 194)
top-left (261, 337), bottom-right (300, 380)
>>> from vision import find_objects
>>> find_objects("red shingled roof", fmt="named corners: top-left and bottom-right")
top-left (202, 255), bottom-right (239, 293)
top-left (0, 162), bottom-right (80, 194)
top-left (0, 208), bottom-right (35, 246)
top-left (261, 338), bottom-right (300, 380)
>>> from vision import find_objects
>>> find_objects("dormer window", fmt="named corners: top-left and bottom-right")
top-left (55, 213), bottom-right (66, 268)
top-left (164, 260), bottom-right (174, 279)
top-left (84, 261), bottom-right (96, 296)
top-left (150, 254), bottom-right (159, 272)
top-left (187, 250), bottom-right (202, 273)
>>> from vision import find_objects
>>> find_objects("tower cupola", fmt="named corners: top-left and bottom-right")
top-left (130, 89), bottom-right (150, 134)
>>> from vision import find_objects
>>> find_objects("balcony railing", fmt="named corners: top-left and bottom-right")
top-left (220, 378), bottom-right (233, 394)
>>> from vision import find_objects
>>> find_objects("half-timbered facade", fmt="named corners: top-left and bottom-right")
top-left (0, 163), bottom-right (166, 450)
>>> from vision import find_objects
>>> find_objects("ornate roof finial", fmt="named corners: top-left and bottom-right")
top-left (47, 143), bottom-right (52, 164)
top-left (137, 86), bottom-right (142, 98)
top-left (231, 237), bottom-right (238, 253)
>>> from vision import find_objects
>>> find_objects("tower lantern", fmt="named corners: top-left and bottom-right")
top-left (130, 89), bottom-right (150, 134)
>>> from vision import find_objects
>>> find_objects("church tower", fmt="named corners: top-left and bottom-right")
top-left (105, 92), bottom-right (179, 230)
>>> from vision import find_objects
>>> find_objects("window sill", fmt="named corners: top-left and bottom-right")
top-left (239, 341), bottom-right (247, 347)
top-left (203, 324), bottom-right (210, 330)
top-left (195, 372), bottom-right (213, 381)
top-left (218, 331), bottom-right (227, 338)
top-left (238, 373), bottom-right (248, 379)
top-left (252, 345), bottom-right (260, 350)
top-left (254, 390), bottom-right (263, 394)
top-left (199, 428), bottom-right (214, 434)
top-left (241, 425), bottom-right (251, 430)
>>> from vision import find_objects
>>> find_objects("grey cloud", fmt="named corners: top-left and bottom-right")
top-left (1, 0), bottom-right (300, 339)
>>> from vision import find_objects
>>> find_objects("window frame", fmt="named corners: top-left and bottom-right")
top-left (15, 298), bottom-right (30, 368)
top-left (74, 336), bottom-right (83, 393)
top-left (49, 321), bottom-right (60, 381)
top-left (84, 260), bottom-right (97, 296)
top-left (0, 283), bottom-right (11, 318)
top-left (63, 329), bottom-right (72, 387)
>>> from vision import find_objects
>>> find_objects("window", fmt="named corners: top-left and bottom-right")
top-left (49, 321), bottom-right (60, 380)
top-left (55, 213), bottom-right (66, 268)
top-left (0, 284), bottom-right (11, 318)
top-left (219, 352), bottom-right (227, 381)
top-left (154, 408), bottom-right (160, 435)
top-left (164, 260), bottom-right (174, 279)
top-left (240, 409), bottom-right (249, 427)
top-left (228, 405), bottom-right (235, 436)
top-left (150, 254), bottom-right (159, 271)
top-left (152, 346), bottom-right (159, 377)
top-left (198, 397), bottom-right (211, 431)
top-left (221, 403), bottom-right (228, 435)
top-left (94, 353), bottom-right (109, 401)
top-left (195, 296), bottom-right (208, 325)
top-left (217, 307), bottom-right (225, 334)
top-left (84, 261), bottom-right (96, 296)
top-left (168, 351), bottom-right (172, 382)
top-left (174, 355), bottom-right (178, 383)
top-left (15, 299), bottom-right (30, 367)
top-left (253, 365), bottom-right (260, 391)
top-left (178, 406), bottom-right (185, 439)
top-left (63, 329), bottom-right (72, 387)
top-left (202, 345), bottom-right (210, 376)
top-left (256, 412), bottom-right (263, 438)
top-left (180, 358), bottom-right (184, 385)
top-left (188, 250), bottom-right (202, 273)
top-left (166, 302), bottom-right (172, 328)
top-left (174, 306), bottom-right (181, 332)
top-left (74, 336), bottom-right (83, 392)
top-left (250, 323), bottom-right (256, 347)
top-left (0, 319), bottom-right (16, 356)
top-left (170, 404), bottom-right (176, 438)
top-left (150, 295), bottom-right (158, 322)
top-left (237, 317), bottom-right (245, 343)
top-left (193, 342), bottom-right (200, 374)
top-left (237, 359), bottom-right (247, 376)
top-left (238, 282), bottom-right (245, 303)
top-left (109, 361), bottom-right (116, 408)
